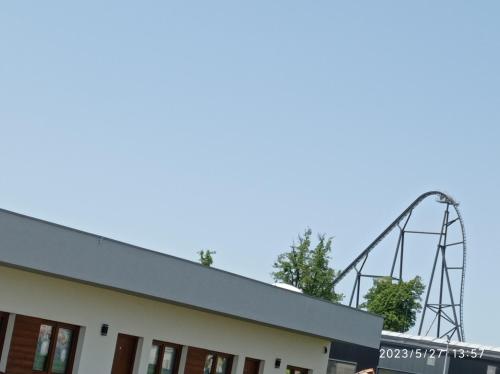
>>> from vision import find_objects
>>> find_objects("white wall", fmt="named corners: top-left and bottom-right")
top-left (0, 265), bottom-right (330, 374)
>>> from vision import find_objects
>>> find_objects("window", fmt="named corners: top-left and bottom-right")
top-left (148, 341), bottom-right (181, 374)
top-left (215, 355), bottom-right (229, 374)
top-left (204, 354), bottom-right (214, 374)
top-left (32, 321), bottom-right (78, 374)
top-left (487, 366), bottom-right (497, 374)
top-left (326, 360), bottom-right (356, 374)
top-left (204, 352), bottom-right (232, 374)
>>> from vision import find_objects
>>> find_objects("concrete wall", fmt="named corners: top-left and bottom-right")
top-left (0, 265), bottom-right (330, 374)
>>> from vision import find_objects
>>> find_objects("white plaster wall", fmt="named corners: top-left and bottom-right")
top-left (0, 266), bottom-right (329, 374)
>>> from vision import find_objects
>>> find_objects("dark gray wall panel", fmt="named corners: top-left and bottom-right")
top-left (330, 340), bottom-right (380, 371)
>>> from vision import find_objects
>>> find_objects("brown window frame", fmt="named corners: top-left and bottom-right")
top-left (149, 340), bottom-right (182, 374)
top-left (0, 312), bottom-right (9, 360)
top-left (204, 351), bottom-right (233, 374)
top-left (32, 320), bottom-right (79, 374)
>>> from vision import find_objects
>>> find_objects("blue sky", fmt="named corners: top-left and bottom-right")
top-left (1, 1), bottom-right (499, 346)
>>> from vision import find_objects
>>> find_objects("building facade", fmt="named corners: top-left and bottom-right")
top-left (378, 331), bottom-right (500, 374)
top-left (0, 209), bottom-right (383, 374)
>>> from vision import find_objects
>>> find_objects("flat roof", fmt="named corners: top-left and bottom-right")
top-left (381, 331), bottom-right (500, 360)
top-left (0, 208), bottom-right (382, 348)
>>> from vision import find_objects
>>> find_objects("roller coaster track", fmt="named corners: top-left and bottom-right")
top-left (333, 191), bottom-right (466, 341)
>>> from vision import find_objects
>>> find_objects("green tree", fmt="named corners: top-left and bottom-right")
top-left (361, 276), bottom-right (425, 332)
top-left (198, 250), bottom-right (216, 267)
top-left (272, 228), bottom-right (343, 302)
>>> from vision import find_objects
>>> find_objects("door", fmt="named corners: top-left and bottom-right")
top-left (243, 358), bottom-right (261, 374)
top-left (111, 333), bottom-right (138, 374)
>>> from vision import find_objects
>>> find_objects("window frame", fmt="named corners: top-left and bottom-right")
top-left (32, 320), bottom-right (79, 374)
top-left (149, 340), bottom-right (182, 374)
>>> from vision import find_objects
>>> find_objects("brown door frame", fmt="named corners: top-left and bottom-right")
top-left (243, 357), bottom-right (261, 374)
top-left (111, 333), bottom-right (139, 374)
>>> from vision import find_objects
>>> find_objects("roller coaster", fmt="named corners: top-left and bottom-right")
top-left (333, 191), bottom-right (466, 341)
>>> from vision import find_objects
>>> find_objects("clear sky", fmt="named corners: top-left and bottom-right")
top-left (1, 1), bottom-right (499, 346)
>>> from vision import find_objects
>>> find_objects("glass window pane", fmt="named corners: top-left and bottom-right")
top-left (33, 324), bottom-right (53, 371)
top-left (51, 328), bottom-right (74, 374)
top-left (204, 354), bottom-right (214, 374)
top-left (215, 356), bottom-right (228, 374)
top-left (148, 345), bottom-right (160, 374)
top-left (161, 346), bottom-right (177, 374)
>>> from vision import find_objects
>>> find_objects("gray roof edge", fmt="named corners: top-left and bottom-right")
top-left (0, 207), bottom-right (382, 319)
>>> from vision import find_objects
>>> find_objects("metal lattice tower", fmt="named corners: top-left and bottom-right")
top-left (333, 191), bottom-right (466, 341)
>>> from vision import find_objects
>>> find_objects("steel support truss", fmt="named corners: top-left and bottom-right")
top-left (333, 191), bottom-right (466, 341)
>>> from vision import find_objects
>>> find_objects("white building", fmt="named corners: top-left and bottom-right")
top-left (0, 208), bottom-right (382, 374)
